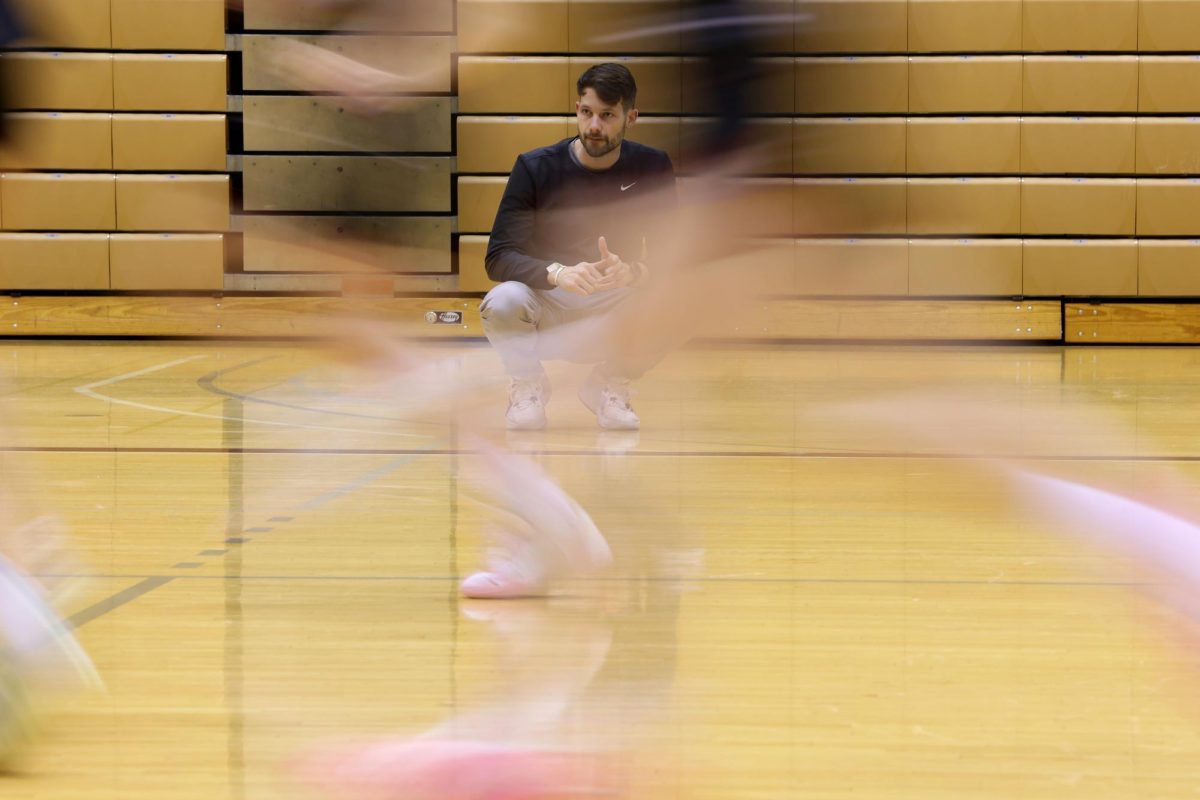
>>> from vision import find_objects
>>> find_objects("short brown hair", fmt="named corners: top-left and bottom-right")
top-left (576, 63), bottom-right (638, 111)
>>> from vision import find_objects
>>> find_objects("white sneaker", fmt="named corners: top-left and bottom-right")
top-left (505, 375), bottom-right (549, 430)
top-left (579, 370), bottom-right (640, 430)
top-left (461, 447), bottom-right (613, 599)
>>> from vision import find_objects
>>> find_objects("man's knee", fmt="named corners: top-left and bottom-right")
top-left (480, 282), bottom-right (539, 329)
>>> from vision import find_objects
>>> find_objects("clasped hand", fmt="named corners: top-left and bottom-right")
top-left (554, 237), bottom-right (644, 296)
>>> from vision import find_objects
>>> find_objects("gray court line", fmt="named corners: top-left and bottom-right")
top-left (65, 576), bottom-right (176, 630)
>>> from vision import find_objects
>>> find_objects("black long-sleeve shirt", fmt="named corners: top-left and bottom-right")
top-left (484, 137), bottom-right (676, 289)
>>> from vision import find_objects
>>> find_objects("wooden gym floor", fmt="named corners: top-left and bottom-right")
top-left (6, 339), bottom-right (1200, 799)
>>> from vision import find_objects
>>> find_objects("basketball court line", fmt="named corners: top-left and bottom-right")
top-left (73, 355), bottom-right (428, 439)
top-left (65, 576), bottom-right (175, 630)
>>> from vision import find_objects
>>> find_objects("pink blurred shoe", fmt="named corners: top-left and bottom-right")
top-left (295, 738), bottom-right (619, 800)
top-left (460, 569), bottom-right (540, 600)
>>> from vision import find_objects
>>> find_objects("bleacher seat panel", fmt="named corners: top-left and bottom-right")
top-left (12, 0), bottom-right (111, 49)
top-left (243, 217), bottom-right (451, 273)
top-left (110, 234), bottom-right (224, 290)
top-left (628, 118), bottom-right (680, 164)
top-left (678, 118), bottom-right (793, 174)
top-left (731, 119), bottom-right (795, 174)
top-left (457, 235), bottom-right (494, 292)
top-left (242, 97), bottom-right (450, 154)
top-left (1139, 0), bottom-right (1200, 51)
top-left (908, 57), bottom-right (1022, 114)
top-left (113, 114), bottom-right (227, 171)
top-left (907, 118), bottom-right (1021, 175)
top-left (793, 119), bottom-right (906, 175)
top-left (681, 58), bottom-right (795, 115)
top-left (1022, 0), bottom-right (1138, 52)
top-left (3, 53), bottom-right (114, 111)
top-left (678, 178), bottom-right (794, 238)
top-left (794, 240), bottom-right (909, 296)
top-left (242, 36), bottom-right (453, 93)
top-left (908, 240), bottom-right (1023, 296)
top-left (732, 0), bottom-right (796, 54)
top-left (243, 0), bottom-right (454, 33)
top-left (113, 55), bottom-right (227, 112)
top-left (568, 0), bottom-right (681, 54)
top-left (1136, 180), bottom-right (1200, 236)
top-left (908, 0), bottom-right (1022, 53)
top-left (111, 0), bottom-right (224, 50)
top-left (0, 174), bottom-right (116, 231)
top-left (1139, 58), bottom-right (1200, 114)
top-left (795, 57), bottom-right (907, 115)
top-left (0, 113), bottom-right (113, 171)
top-left (794, 179), bottom-right (907, 236)
top-left (1023, 57), bottom-right (1138, 114)
top-left (1020, 118), bottom-right (1135, 175)
top-left (116, 175), bottom-right (230, 232)
top-left (458, 0), bottom-right (568, 52)
top-left (457, 177), bottom-right (509, 234)
top-left (457, 117), bottom-right (574, 173)
top-left (716, 238), bottom-right (797, 296)
top-left (907, 179), bottom-right (1021, 236)
top-left (1023, 240), bottom-right (1137, 295)
top-left (0, 234), bottom-right (110, 289)
top-left (242, 157), bottom-right (450, 213)
top-left (459, 57), bottom-right (572, 114)
top-left (795, 0), bottom-right (908, 53)
top-left (1136, 119), bottom-right (1200, 175)
top-left (1021, 179), bottom-right (1135, 236)
top-left (1139, 241), bottom-right (1200, 296)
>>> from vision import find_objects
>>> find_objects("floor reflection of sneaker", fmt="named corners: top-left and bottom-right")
top-left (578, 369), bottom-right (640, 430)
top-left (595, 430), bottom-right (640, 455)
top-left (506, 376), bottom-right (551, 431)
top-left (295, 738), bottom-right (619, 800)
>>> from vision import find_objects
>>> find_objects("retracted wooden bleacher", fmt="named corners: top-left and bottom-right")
top-left (0, 0), bottom-right (228, 301)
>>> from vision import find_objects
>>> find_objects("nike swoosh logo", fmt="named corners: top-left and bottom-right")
top-left (621, 182), bottom-right (637, 191)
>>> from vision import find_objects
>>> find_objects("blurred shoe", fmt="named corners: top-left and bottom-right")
top-left (461, 448), bottom-right (612, 600)
top-left (294, 738), bottom-right (617, 800)
top-left (506, 375), bottom-right (550, 431)
top-left (460, 548), bottom-right (544, 600)
top-left (578, 369), bottom-right (639, 430)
